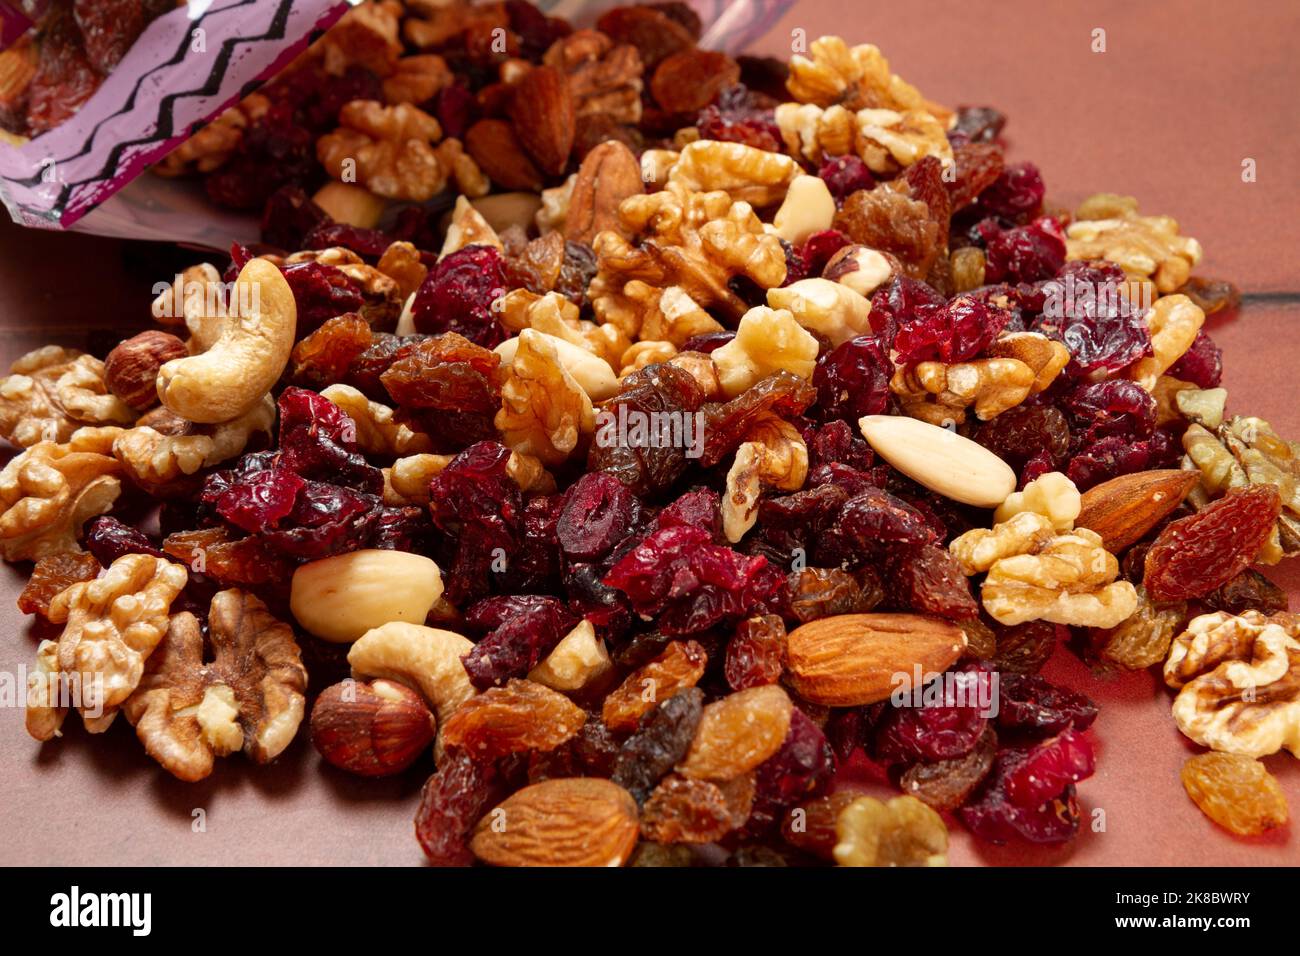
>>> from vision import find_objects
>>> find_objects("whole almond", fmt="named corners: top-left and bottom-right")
top-left (1076, 469), bottom-right (1199, 553)
top-left (785, 613), bottom-right (967, 707)
top-left (465, 119), bottom-right (544, 192)
top-left (469, 777), bottom-right (639, 867)
top-left (508, 65), bottom-right (575, 176)
top-left (859, 414), bottom-right (1016, 508)
top-left (564, 140), bottom-right (643, 244)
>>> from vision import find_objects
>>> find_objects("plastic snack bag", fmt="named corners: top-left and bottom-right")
top-left (0, 0), bottom-right (354, 237)
top-left (0, 0), bottom-right (792, 247)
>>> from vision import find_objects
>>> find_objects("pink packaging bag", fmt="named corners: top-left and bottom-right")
top-left (0, 0), bottom-right (793, 247)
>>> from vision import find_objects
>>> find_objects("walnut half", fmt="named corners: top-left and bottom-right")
top-left (1164, 610), bottom-right (1300, 759)
top-left (122, 589), bottom-right (307, 781)
top-left (26, 554), bottom-right (188, 739)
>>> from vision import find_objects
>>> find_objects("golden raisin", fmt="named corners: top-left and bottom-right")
top-left (16, 551), bottom-right (100, 617)
top-left (1180, 752), bottom-right (1289, 837)
top-left (833, 795), bottom-right (949, 867)
top-left (441, 679), bottom-right (587, 760)
top-left (676, 684), bottom-right (793, 781)
top-left (602, 639), bottom-right (707, 732)
top-left (640, 773), bottom-right (755, 844)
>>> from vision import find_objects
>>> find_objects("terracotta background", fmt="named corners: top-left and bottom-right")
top-left (1, 0), bottom-right (1298, 866)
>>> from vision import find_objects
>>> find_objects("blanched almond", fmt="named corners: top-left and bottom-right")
top-left (859, 414), bottom-right (1015, 507)
top-left (290, 550), bottom-right (443, 643)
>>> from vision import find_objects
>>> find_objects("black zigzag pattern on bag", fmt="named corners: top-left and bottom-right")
top-left (9, 0), bottom-right (307, 218)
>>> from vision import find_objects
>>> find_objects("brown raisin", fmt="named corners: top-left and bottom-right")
top-left (289, 313), bottom-right (373, 388)
top-left (724, 614), bottom-right (786, 690)
top-left (1181, 752), bottom-right (1289, 837)
top-left (1090, 588), bottom-right (1186, 670)
top-left (834, 187), bottom-right (941, 280)
top-left (602, 639), bottom-right (707, 732)
top-left (993, 620), bottom-right (1060, 675)
top-left (780, 791), bottom-right (859, 861)
top-left (441, 679), bottom-right (587, 760)
top-left (1174, 276), bottom-right (1241, 318)
top-left (676, 684), bottom-right (793, 781)
top-left (640, 773), bottom-right (755, 844)
top-left (1202, 569), bottom-right (1289, 616)
top-left (898, 727), bottom-right (997, 812)
top-left (595, 5), bottom-right (695, 70)
top-left (781, 567), bottom-right (879, 624)
top-left (1143, 486), bottom-right (1282, 603)
top-left (650, 49), bottom-right (740, 114)
top-left (16, 552), bottom-right (100, 617)
top-left (162, 526), bottom-right (294, 589)
top-left (611, 687), bottom-right (704, 803)
top-left (414, 750), bottom-right (498, 867)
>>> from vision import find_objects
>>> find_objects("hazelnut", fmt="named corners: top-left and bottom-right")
top-left (104, 331), bottom-right (188, 411)
top-left (310, 678), bottom-right (435, 777)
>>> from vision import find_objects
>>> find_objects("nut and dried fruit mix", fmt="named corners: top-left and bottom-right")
top-left (5, 0), bottom-right (1295, 865)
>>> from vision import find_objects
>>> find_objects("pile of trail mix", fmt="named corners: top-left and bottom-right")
top-left (6, 1), bottom-right (1297, 866)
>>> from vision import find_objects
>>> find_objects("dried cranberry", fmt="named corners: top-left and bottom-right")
top-left (650, 488), bottom-right (722, 539)
top-left (281, 261), bottom-right (366, 338)
top-left (996, 674), bottom-right (1098, 739)
top-left (959, 733), bottom-right (1093, 845)
top-left (972, 404), bottom-right (1071, 476)
top-left (948, 106), bottom-right (1007, 145)
top-left (817, 155), bottom-right (874, 206)
top-left (302, 222), bottom-right (396, 260)
top-left (973, 161), bottom-right (1044, 223)
top-left (1064, 379), bottom-right (1157, 443)
top-left (84, 516), bottom-right (166, 566)
top-left (432, 82), bottom-right (478, 141)
top-left (260, 185), bottom-right (330, 251)
top-left (1067, 431), bottom-right (1177, 491)
top-left (1004, 729), bottom-right (1095, 809)
top-left (893, 295), bottom-right (1010, 365)
top-left (461, 595), bottom-right (578, 688)
top-left (868, 275), bottom-right (948, 349)
top-left (813, 335), bottom-right (891, 422)
top-left (695, 84), bottom-right (782, 152)
top-left (1168, 329), bottom-right (1223, 388)
top-left (411, 245), bottom-right (508, 347)
top-left (214, 468), bottom-right (305, 534)
top-left (428, 441), bottom-right (524, 604)
top-left (1035, 261), bottom-right (1152, 376)
top-left (805, 419), bottom-right (875, 472)
top-left (556, 472), bottom-right (642, 561)
top-left (259, 481), bottom-right (380, 560)
top-left (873, 665), bottom-right (993, 764)
top-left (978, 217), bottom-right (1066, 284)
top-left (799, 229), bottom-right (853, 277)
top-left (744, 709), bottom-right (834, 834)
top-left (205, 104), bottom-right (316, 211)
top-left (277, 387), bottom-right (383, 495)
top-left (603, 525), bottom-right (783, 635)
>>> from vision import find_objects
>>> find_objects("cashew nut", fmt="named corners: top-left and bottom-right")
top-left (348, 621), bottom-right (476, 727)
top-left (156, 258), bottom-right (296, 424)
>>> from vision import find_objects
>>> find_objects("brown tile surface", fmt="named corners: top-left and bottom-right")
top-left (1, 1), bottom-right (1298, 865)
